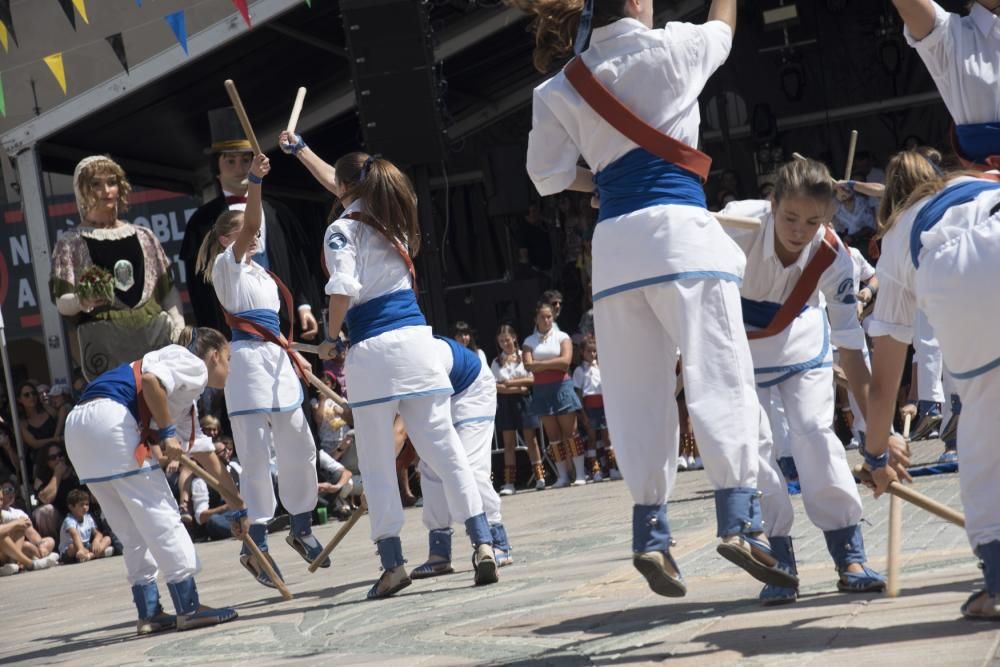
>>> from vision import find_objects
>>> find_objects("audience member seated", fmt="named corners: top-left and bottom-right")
top-left (317, 449), bottom-right (355, 521)
top-left (16, 381), bottom-right (62, 483)
top-left (1, 480), bottom-right (55, 560)
top-left (190, 476), bottom-right (233, 542)
top-left (0, 514), bottom-right (59, 575)
top-left (32, 444), bottom-right (82, 539)
top-left (58, 488), bottom-right (113, 563)
top-left (311, 372), bottom-right (350, 454)
top-left (215, 437), bottom-right (242, 486)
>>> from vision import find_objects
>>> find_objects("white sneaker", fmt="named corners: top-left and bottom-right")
top-left (677, 457), bottom-right (688, 472)
top-left (571, 479), bottom-right (587, 487)
top-left (551, 478), bottom-right (570, 489)
top-left (535, 478), bottom-right (546, 491)
top-left (0, 563), bottom-right (19, 576)
top-left (592, 471), bottom-right (604, 483)
top-left (29, 558), bottom-right (53, 571)
top-left (104, 546), bottom-right (116, 558)
top-left (609, 469), bottom-right (623, 481)
top-left (499, 484), bottom-right (515, 497)
top-left (46, 553), bottom-right (60, 564)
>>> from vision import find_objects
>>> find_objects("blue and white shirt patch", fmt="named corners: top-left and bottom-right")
top-left (836, 278), bottom-right (856, 304)
top-left (327, 232), bottom-right (349, 251)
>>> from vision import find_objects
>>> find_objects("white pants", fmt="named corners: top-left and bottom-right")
top-left (230, 408), bottom-right (318, 524)
top-left (593, 278), bottom-right (760, 507)
top-left (420, 417), bottom-right (501, 529)
top-left (64, 400), bottom-right (199, 586)
top-left (914, 309), bottom-right (945, 404)
top-left (768, 389), bottom-right (791, 460)
top-left (354, 394), bottom-right (484, 542)
top-left (756, 366), bottom-right (864, 536)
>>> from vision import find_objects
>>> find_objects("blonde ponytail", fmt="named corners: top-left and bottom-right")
top-left (195, 210), bottom-right (244, 283)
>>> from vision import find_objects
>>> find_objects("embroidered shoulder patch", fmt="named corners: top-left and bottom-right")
top-left (327, 232), bottom-right (349, 251)
top-left (836, 278), bottom-right (856, 304)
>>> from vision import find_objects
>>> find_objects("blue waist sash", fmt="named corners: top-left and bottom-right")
top-left (79, 362), bottom-right (140, 423)
top-left (741, 298), bottom-right (808, 331)
top-left (955, 123), bottom-right (1000, 164)
top-left (595, 148), bottom-right (706, 223)
top-left (346, 290), bottom-right (426, 345)
top-left (910, 180), bottom-right (1000, 268)
top-left (436, 336), bottom-right (481, 395)
top-left (230, 309), bottom-right (281, 342)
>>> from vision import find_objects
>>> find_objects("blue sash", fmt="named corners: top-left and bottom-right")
top-left (910, 181), bottom-right (1000, 268)
top-left (955, 123), bottom-right (1000, 164)
top-left (230, 309), bottom-right (281, 342)
top-left (595, 148), bottom-right (706, 223)
top-left (436, 336), bottom-right (481, 395)
top-left (741, 298), bottom-right (808, 330)
top-left (79, 363), bottom-right (140, 423)
top-left (346, 290), bottom-right (426, 345)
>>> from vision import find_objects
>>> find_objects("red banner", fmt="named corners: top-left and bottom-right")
top-left (0, 187), bottom-right (201, 341)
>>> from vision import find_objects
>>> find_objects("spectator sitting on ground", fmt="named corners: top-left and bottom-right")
top-left (0, 422), bottom-right (19, 484)
top-left (317, 449), bottom-right (355, 521)
top-left (200, 415), bottom-right (222, 442)
top-left (58, 488), bottom-right (112, 563)
top-left (311, 372), bottom-right (350, 454)
top-left (190, 475), bottom-right (233, 542)
top-left (17, 381), bottom-right (62, 476)
top-left (0, 515), bottom-right (59, 575)
top-left (1, 480), bottom-right (55, 559)
top-left (33, 444), bottom-right (81, 539)
top-left (215, 437), bottom-right (241, 487)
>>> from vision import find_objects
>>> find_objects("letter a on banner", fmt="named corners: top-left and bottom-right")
top-left (232, 0), bottom-right (251, 28)
top-left (164, 10), bottom-right (188, 55)
top-left (44, 53), bottom-right (68, 95)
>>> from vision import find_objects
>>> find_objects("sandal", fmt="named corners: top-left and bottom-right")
top-left (961, 590), bottom-right (1000, 620)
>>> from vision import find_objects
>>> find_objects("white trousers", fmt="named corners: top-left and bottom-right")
top-left (914, 309), bottom-right (945, 404)
top-left (354, 394), bottom-right (484, 542)
top-left (90, 471), bottom-right (200, 586)
top-left (768, 389), bottom-right (791, 460)
top-left (420, 417), bottom-right (501, 530)
top-left (756, 366), bottom-right (864, 536)
top-left (593, 279), bottom-right (760, 507)
top-left (230, 408), bottom-right (318, 524)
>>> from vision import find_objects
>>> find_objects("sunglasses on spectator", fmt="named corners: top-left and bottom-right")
top-left (1, 486), bottom-right (14, 494)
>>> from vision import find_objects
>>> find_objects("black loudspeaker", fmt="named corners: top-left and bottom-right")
top-left (341, 0), bottom-right (446, 165)
top-left (483, 145), bottom-right (533, 216)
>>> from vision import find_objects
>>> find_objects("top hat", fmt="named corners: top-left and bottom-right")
top-left (205, 107), bottom-right (253, 154)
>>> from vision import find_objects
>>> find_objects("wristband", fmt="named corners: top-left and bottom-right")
top-left (248, 173), bottom-right (263, 185)
top-left (323, 334), bottom-right (338, 345)
top-left (225, 508), bottom-right (248, 522)
top-left (860, 443), bottom-right (889, 470)
top-left (158, 424), bottom-right (177, 439)
top-left (291, 137), bottom-right (306, 155)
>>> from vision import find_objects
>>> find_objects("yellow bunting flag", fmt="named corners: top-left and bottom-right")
top-left (0, 21), bottom-right (8, 53)
top-left (72, 0), bottom-right (90, 24)
top-left (44, 53), bottom-right (68, 95)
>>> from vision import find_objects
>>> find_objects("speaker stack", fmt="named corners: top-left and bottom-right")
top-left (340, 0), bottom-right (446, 166)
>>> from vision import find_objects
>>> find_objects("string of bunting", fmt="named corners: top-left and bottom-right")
top-left (0, 0), bottom-right (314, 116)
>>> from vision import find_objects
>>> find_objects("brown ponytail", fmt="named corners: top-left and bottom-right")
top-left (176, 326), bottom-right (229, 360)
top-left (195, 210), bottom-right (245, 283)
top-left (507, 0), bottom-right (628, 73)
top-left (333, 152), bottom-right (421, 257)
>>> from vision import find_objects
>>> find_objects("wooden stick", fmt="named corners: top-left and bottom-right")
top-left (792, 152), bottom-right (807, 161)
top-left (854, 465), bottom-right (965, 528)
top-left (302, 366), bottom-right (349, 408)
top-left (291, 342), bottom-right (319, 355)
top-left (286, 87), bottom-right (307, 134)
top-left (224, 79), bottom-right (262, 155)
top-left (712, 212), bottom-right (761, 230)
top-left (308, 497), bottom-right (367, 573)
top-left (844, 129), bottom-right (859, 181)
top-left (178, 455), bottom-right (293, 601)
top-left (886, 413), bottom-right (909, 598)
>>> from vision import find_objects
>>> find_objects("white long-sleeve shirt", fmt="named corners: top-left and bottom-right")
top-left (904, 2), bottom-right (1000, 125)
top-left (142, 345), bottom-right (213, 455)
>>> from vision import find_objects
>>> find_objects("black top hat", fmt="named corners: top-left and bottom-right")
top-left (205, 107), bottom-right (253, 154)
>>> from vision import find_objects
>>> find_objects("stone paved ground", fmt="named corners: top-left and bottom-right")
top-left (2, 440), bottom-right (998, 666)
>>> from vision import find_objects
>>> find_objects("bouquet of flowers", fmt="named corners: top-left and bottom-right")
top-left (75, 265), bottom-right (115, 305)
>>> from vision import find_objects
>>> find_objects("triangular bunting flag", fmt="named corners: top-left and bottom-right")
top-left (232, 0), bottom-right (251, 28)
top-left (0, 73), bottom-right (6, 118)
top-left (0, 0), bottom-right (17, 46)
top-left (44, 52), bottom-right (68, 95)
top-left (72, 0), bottom-right (90, 24)
top-left (305, 0), bottom-right (311, 6)
top-left (57, 0), bottom-right (76, 30)
top-left (164, 10), bottom-right (188, 55)
top-left (0, 21), bottom-right (8, 53)
top-left (106, 33), bottom-right (129, 74)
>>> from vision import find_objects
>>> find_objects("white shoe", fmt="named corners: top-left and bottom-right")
top-left (571, 479), bottom-right (587, 487)
top-left (29, 557), bottom-right (54, 571)
top-left (46, 553), bottom-right (60, 564)
top-left (499, 484), bottom-right (515, 496)
top-left (0, 563), bottom-right (19, 576)
top-left (610, 469), bottom-right (623, 481)
top-left (535, 478), bottom-right (546, 491)
top-left (690, 457), bottom-right (704, 470)
top-left (677, 457), bottom-right (688, 472)
top-left (104, 546), bottom-right (116, 558)
top-left (551, 478), bottom-right (570, 489)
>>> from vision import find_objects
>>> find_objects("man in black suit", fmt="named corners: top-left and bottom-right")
top-left (179, 107), bottom-right (320, 339)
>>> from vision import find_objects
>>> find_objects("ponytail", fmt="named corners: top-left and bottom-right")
top-left (177, 326), bottom-right (228, 360)
top-left (333, 152), bottom-right (420, 256)
top-left (195, 210), bottom-right (244, 283)
top-left (507, 0), bottom-right (627, 73)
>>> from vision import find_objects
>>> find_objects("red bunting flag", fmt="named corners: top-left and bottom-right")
top-left (232, 0), bottom-right (251, 28)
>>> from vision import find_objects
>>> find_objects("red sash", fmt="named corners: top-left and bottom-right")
top-left (343, 211), bottom-right (418, 293)
top-left (223, 266), bottom-right (310, 382)
top-left (583, 394), bottom-right (604, 409)
top-left (746, 226), bottom-right (841, 340)
top-left (563, 56), bottom-right (712, 182)
top-left (131, 361), bottom-right (195, 466)
top-left (534, 369), bottom-right (569, 385)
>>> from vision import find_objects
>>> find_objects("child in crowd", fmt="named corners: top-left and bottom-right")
top-left (572, 337), bottom-right (620, 481)
top-left (492, 325), bottom-right (544, 494)
top-left (59, 488), bottom-right (113, 563)
top-left (311, 372), bottom-right (350, 454)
